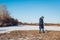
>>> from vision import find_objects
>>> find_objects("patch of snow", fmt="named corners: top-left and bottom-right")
top-left (0, 25), bottom-right (60, 33)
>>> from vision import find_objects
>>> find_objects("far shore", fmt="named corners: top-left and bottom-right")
top-left (19, 22), bottom-right (60, 26)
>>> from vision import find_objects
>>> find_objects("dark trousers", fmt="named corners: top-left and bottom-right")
top-left (39, 25), bottom-right (44, 33)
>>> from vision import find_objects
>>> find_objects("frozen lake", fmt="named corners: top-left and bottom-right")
top-left (0, 25), bottom-right (60, 33)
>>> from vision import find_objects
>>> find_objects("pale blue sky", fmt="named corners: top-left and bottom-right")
top-left (0, 0), bottom-right (60, 23)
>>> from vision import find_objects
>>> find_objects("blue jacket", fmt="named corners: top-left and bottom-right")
top-left (39, 18), bottom-right (44, 26)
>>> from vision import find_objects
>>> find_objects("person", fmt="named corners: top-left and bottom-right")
top-left (39, 16), bottom-right (44, 33)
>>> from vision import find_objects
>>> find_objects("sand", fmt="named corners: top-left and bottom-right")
top-left (0, 30), bottom-right (60, 40)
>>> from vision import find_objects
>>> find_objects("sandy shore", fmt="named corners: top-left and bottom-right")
top-left (0, 30), bottom-right (60, 40)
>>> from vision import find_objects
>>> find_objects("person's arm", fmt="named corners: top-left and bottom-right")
top-left (43, 19), bottom-right (45, 26)
top-left (44, 23), bottom-right (45, 26)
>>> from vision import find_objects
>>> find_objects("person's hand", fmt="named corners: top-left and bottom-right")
top-left (44, 23), bottom-right (45, 26)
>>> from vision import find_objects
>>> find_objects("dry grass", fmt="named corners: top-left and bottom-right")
top-left (0, 30), bottom-right (60, 40)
